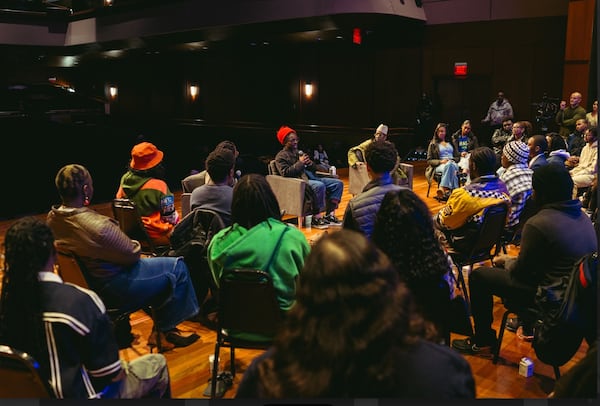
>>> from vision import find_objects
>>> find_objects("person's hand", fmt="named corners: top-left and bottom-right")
top-left (441, 159), bottom-right (448, 164)
top-left (300, 154), bottom-right (312, 166)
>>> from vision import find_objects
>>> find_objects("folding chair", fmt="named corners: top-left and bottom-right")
top-left (111, 198), bottom-right (170, 256)
top-left (55, 249), bottom-right (163, 352)
top-left (447, 203), bottom-right (509, 311)
top-left (210, 269), bottom-right (282, 398)
top-left (0, 344), bottom-right (54, 398)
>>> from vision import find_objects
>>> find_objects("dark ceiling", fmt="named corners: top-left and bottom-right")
top-left (0, 1), bottom-right (426, 67)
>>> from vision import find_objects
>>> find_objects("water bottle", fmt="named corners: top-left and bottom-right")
top-left (329, 166), bottom-right (336, 176)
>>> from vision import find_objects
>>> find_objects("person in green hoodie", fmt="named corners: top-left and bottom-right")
top-left (207, 174), bottom-right (310, 340)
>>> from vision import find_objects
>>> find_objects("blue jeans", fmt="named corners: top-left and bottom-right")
top-left (101, 256), bottom-right (199, 332)
top-left (306, 171), bottom-right (344, 213)
top-left (435, 161), bottom-right (459, 190)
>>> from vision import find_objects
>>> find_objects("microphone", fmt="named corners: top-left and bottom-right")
top-left (235, 170), bottom-right (241, 178)
top-left (298, 150), bottom-right (304, 156)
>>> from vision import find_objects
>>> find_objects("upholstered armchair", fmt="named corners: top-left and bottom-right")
top-left (348, 157), bottom-right (414, 196)
top-left (266, 160), bottom-right (307, 228)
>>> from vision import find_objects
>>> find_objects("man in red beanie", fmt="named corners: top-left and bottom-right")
top-left (274, 126), bottom-right (344, 229)
top-left (116, 142), bottom-right (179, 246)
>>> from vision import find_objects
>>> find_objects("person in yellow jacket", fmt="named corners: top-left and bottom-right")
top-left (435, 147), bottom-right (511, 252)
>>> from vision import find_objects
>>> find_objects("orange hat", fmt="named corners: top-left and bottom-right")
top-left (277, 126), bottom-right (295, 145)
top-left (130, 142), bottom-right (164, 170)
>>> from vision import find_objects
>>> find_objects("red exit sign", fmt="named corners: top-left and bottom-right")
top-left (454, 62), bottom-right (468, 77)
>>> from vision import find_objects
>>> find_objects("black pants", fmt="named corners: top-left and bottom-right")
top-left (469, 266), bottom-right (536, 344)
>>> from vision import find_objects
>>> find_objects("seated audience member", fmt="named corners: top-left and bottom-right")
top-left (342, 140), bottom-right (405, 238)
top-left (312, 143), bottom-right (331, 172)
top-left (570, 127), bottom-right (598, 195)
top-left (452, 164), bottom-right (597, 354)
top-left (116, 142), bottom-right (179, 246)
top-left (499, 141), bottom-right (533, 230)
top-left (435, 147), bottom-right (511, 253)
top-left (190, 147), bottom-right (236, 225)
top-left (451, 120), bottom-right (479, 178)
top-left (48, 164), bottom-right (200, 350)
top-left (546, 132), bottom-right (570, 167)
top-left (0, 217), bottom-right (171, 398)
top-left (185, 140), bottom-right (241, 189)
top-left (348, 123), bottom-right (408, 185)
top-left (426, 123), bottom-right (460, 200)
top-left (506, 121), bottom-right (529, 144)
top-left (527, 135), bottom-right (548, 171)
top-left (236, 230), bottom-right (475, 398)
top-left (275, 126), bottom-right (344, 229)
top-left (372, 189), bottom-right (452, 344)
top-left (491, 118), bottom-right (513, 169)
top-left (566, 118), bottom-right (588, 158)
top-left (207, 174), bottom-right (310, 340)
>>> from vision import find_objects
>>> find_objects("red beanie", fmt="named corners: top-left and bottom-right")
top-left (277, 126), bottom-right (295, 145)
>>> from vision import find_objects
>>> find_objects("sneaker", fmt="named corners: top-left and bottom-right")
top-left (324, 214), bottom-right (342, 226)
top-left (452, 337), bottom-right (495, 355)
top-left (505, 316), bottom-right (521, 333)
top-left (311, 217), bottom-right (329, 229)
top-left (517, 325), bottom-right (534, 342)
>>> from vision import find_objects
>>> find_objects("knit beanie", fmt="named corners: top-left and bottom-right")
top-left (277, 126), bottom-right (295, 145)
top-left (503, 141), bottom-right (529, 164)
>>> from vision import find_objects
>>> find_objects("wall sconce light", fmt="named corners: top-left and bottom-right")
top-left (304, 82), bottom-right (314, 98)
top-left (104, 0), bottom-right (114, 6)
top-left (189, 84), bottom-right (199, 101)
top-left (108, 85), bottom-right (118, 100)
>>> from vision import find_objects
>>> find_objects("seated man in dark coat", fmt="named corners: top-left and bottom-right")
top-left (452, 164), bottom-right (597, 354)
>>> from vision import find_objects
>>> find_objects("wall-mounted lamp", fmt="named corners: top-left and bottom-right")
top-left (104, 0), bottom-right (113, 6)
top-left (189, 84), bottom-right (199, 101)
top-left (108, 85), bottom-right (118, 100)
top-left (304, 82), bottom-right (314, 98)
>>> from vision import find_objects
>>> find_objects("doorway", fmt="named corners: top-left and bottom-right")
top-left (434, 76), bottom-right (492, 146)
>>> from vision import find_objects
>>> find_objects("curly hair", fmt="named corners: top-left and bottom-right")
top-left (255, 229), bottom-right (425, 397)
top-left (0, 216), bottom-right (55, 360)
top-left (365, 140), bottom-right (398, 173)
top-left (372, 189), bottom-right (451, 341)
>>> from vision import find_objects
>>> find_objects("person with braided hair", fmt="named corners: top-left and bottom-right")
top-left (0, 216), bottom-right (170, 398)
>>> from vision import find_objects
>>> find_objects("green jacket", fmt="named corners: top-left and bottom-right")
top-left (208, 218), bottom-right (309, 339)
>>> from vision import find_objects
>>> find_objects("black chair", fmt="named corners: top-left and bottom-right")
top-left (111, 198), bottom-right (170, 256)
top-left (447, 202), bottom-right (509, 311)
top-left (0, 345), bottom-right (54, 398)
top-left (55, 249), bottom-right (164, 353)
top-left (426, 171), bottom-right (443, 197)
top-left (493, 300), bottom-right (561, 380)
top-left (210, 269), bottom-right (282, 398)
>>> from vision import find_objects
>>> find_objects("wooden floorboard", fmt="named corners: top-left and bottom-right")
top-left (0, 161), bottom-right (590, 399)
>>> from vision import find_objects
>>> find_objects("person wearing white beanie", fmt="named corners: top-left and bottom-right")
top-left (347, 123), bottom-right (407, 188)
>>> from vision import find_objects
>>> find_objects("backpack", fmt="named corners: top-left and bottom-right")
top-left (533, 252), bottom-right (598, 366)
top-left (168, 208), bottom-right (226, 305)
